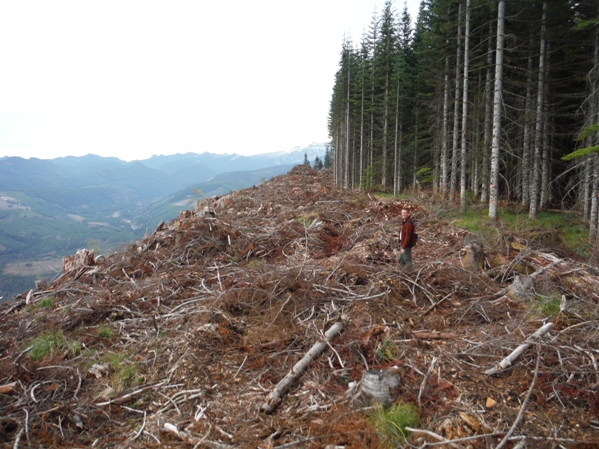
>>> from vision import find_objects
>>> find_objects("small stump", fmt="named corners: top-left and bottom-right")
top-left (353, 367), bottom-right (401, 407)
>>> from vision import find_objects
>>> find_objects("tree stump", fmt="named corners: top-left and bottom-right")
top-left (459, 243), bottom-right (484, 271)
top-left (353, 367), bottom-right (401, 407)
top-left (62, 249), bottom-right (95, 273)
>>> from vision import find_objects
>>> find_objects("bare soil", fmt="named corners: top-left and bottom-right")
top-left (1, 165), bottom-right (598, 448)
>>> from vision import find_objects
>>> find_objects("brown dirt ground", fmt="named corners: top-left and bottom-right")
top-left (1, 165), bottom-right (598, 448)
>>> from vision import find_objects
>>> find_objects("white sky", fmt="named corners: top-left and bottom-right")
top-left (0, 0), bottom-right (420, 161)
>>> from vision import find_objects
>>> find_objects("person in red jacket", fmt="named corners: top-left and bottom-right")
top-left (399, 208), bottom-right (415, 270)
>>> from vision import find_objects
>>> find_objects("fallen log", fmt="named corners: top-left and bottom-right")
top-left (483, 322), bottom-right (553, 375)
top-left (413, 330), bottom-right (459, 339)
top-left (261, 314), bottom-right (350, 413)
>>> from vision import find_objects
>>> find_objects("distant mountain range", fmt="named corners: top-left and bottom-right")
top-left (0, 143), bottom-right (328, 300)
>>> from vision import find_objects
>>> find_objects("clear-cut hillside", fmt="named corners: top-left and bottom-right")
top-left (1, 165), bottom-right (598, 448)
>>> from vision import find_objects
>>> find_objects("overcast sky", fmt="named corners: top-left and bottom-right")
top-left (0, 0), bottom-right (420, 161)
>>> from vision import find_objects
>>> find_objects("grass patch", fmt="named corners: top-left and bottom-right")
top-left (25, 329), bottom-right (80, 361)
top-left (369, 402), bottom-right (420, 447)
top-left (529, 295), bottom-right (562, 319)
top-left (103, 352), bottom-right (143, 392)
top-left (27, 329), bottom-right (65, 361)
top-left (296, 211), bottom-right (318, 227)
top-left (97, 326), bottom-right (115, 339)
top-left (35, 296), bottom-right (55, 308)
top-left (446, 206), bottom-right (592, 258)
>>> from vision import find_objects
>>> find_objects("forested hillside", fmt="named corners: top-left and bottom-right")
top-left (329, 0), bottom-right (599, 240)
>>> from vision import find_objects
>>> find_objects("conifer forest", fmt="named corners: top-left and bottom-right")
top-left (328, 0), bottom-right (599, 240)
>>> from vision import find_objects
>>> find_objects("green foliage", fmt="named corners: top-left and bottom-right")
top-left (296, 211), bottom-right (319, 227)
top-left (324, 145), bottom-right (333, 168)
top-left (0, 274), bottom-right (38, 302)
top-left (561, 145), bottom-right (599, 161)
top-left (97, 326), bottom-right (115, 339)
top-left (369, 403), bottom-right (420, 447)
top-left (361, 166), bottom-right (376, 192)
top-left (313, 156), bottom-right (324, 170)
top-left (27, 329), bottom-right (66, 361)
top-left (103, 352), bottom-right (143, 392)
top-left (415, 167), bottom-right (434, 185)
top-left (376, 337), bottom-right (398, 362)
top-left (36, 296), bottom-right (55, 308)
top-left (576, 124), bottom-right (599, 141)
top-left (530, 295), bottom-right (561, 318)
top-left (448, 207), bottom-right (591, 259)
top-left (573, 18), bottom-right (599, 31)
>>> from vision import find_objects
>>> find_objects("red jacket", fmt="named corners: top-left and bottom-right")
top-left (400, 217), bottom-right (415, 249)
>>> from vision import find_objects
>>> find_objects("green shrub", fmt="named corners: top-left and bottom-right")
top-left (27, 329), bottom-right (65, 361)
top-left (103, 352), bottom-right (143, 392)
top-left (369, 402), bottom-right (420, 447)
top-left (97, 326), bottom-right (115, 339)
top-left (36, 296), bottom-right (54, 308)
top-left (530, 295), bottom-right (561, 318)
top-left (376, 337), bottom-right (398, 362)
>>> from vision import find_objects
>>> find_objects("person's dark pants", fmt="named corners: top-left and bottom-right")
top-left (399, 247), bottom-right (412, 269)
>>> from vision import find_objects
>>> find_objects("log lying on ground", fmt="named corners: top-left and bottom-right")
top-left (484, 322), bottom-right (553, 375)
top-left (261, 314), bottom-right (350, 413)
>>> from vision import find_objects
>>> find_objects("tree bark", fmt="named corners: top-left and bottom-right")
top-left (481, 23), bottom-right (494, 204)
top-left (489, 0), bottom-right (506, 219)
top-left (450, 2), bottom-right (463, 202)
top-left (460, 0), bottom-right (471, 215)
top-left (529, 2), bottom-right (547, 219)
top-left (521, 52), bottom-right (534, 207)
top-left (441, 53), bottom-right (450, 195)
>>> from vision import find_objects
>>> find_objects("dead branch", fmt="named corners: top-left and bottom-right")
top-left (404, 426), bottom-right (464, 449)
top-left (413, 330), bottom-right (459, 339)
top-left (495, 344), bottom-right (541, 449)
top-left (95, 381), bottom-right (167, 406)
top-left (484, 322), bottom-right (552, 375)
top-left (261, 314), bottom-right (350, 413)
top-left (418, 356), bottom-right (438, 408)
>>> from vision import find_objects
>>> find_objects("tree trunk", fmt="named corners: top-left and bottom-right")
top-left (441, 54), bottom-right (450, 195)
top-left (591, 14), bottom-right (599, 243)
top-left (529, 2), bottom-right (547, 219)
top-left (489, 0), bottom-right (506, 219)
top-left (344, 51), bottom-right (351, 190)
top-left (591, 157), bottom-right (599, 242)
top-left (481, 23), bottom-right (494, 204)
top-left (460, 0), bottom-right (471, 215)
top-left (394, 75), bottom-right (402, 196)
top-left (450, 2), bottom-right (463, 202)
top-left (521, 52), bottom-right (534, 207)
top-left (540, 42), bottom-right (551, 208)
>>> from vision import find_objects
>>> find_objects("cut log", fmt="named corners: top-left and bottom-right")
top-left (261, 315), bottom-right (349, 413)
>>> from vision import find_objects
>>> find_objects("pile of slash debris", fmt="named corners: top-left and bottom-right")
top-left (1, 164), bottom-right (599, 448)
